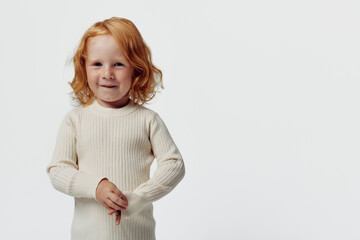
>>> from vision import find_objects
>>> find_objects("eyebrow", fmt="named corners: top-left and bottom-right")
top-left (86, 58), bottom-right (125, 62)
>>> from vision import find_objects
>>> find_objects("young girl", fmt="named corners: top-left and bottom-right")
top-left (46, 17), bottom-right (185, 240)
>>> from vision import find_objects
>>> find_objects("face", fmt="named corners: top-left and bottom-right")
top-left (85, 34), bottom-right (133, 108)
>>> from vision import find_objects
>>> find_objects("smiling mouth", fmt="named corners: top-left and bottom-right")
top-left (101, 85), bottom-right (117, 88)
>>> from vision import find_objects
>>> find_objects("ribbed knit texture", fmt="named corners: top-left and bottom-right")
top-left (46, 99), bottom-right (185, 240)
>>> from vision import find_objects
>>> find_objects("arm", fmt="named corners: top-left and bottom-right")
top-left (46, 110), bottom-right (106, 199)
top-left (122, 113), bottom-right (185, 217)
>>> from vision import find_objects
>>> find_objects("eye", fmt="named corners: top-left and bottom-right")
top-left (114, 62), bottom-right (123, 67)
top-left (92, 62), bottom-right (102, 67)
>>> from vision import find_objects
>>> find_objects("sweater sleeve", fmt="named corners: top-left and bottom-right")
top-left (122, 112), bottom-right (185, 217)
top-left (46, 110), bottom-right (106, 199)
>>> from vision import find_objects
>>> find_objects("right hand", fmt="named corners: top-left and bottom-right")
top-left (95, 178), bottom-right (128, 213)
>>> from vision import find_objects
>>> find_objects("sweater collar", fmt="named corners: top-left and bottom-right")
top-left (88, 98), bottom-right (139, 117)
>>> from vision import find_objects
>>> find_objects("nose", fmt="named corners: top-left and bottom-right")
top-left (103, 66), bottom-right (114, 79)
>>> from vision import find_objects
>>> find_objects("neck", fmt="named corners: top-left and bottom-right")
top-left (95, 97), bottom-right (130, 109)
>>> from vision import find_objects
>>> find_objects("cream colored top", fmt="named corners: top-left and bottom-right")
top-left (46, 99), bottom-right (185, 240)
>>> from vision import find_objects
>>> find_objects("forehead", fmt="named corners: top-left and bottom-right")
top-left (86, 34), bottom-right (125, 58)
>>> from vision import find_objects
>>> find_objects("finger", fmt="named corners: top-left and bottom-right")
top-left (104, 203), bottom-right (119, 215)
top-left (112, 188), bottom-right (123, 197)
top-left (108, 209), bottom-right (117, 215)
top-left (116, 211), bottom-right (121, 225)
top-left (103, 203), bottom-right (112, 210)
top-left (108, 192), bottom-right (128, 209)
top-left (112, 188), bottom-right (128, 204)
top-left (106, 198), bottom-right (127, 211)
top-left (111, 209), bottom-right (121, 215)
top-left (121, 195), bottom-right (128, 204)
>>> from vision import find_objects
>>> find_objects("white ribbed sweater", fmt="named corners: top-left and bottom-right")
top-left (46, 99), bottom-right (185, 240)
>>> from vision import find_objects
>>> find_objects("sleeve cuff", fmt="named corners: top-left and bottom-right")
top-left (70, 171), bottom-right (107, 199)
top-left (121, 191), bottom-right (151, 217)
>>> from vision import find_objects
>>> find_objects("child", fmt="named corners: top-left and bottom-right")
top-left (46, 17), bottom-right (185, 240)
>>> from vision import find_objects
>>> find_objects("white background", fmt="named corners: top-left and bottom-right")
top-left (0, 0), bottom-right (359, 239)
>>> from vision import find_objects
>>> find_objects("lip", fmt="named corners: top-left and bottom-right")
top-left (101, 85), bottom-right (117, 88)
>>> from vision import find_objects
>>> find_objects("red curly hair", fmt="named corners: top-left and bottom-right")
top-left (68, 17), bottom-right (163, 106)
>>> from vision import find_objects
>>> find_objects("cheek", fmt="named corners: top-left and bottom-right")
top-left (86, 71), bottom-right (98, 83)
top-left (117, 70), bottom-right (133, 83)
